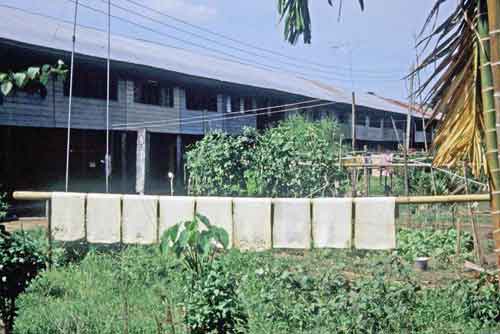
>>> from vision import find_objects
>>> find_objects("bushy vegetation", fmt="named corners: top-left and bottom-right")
top-left (186, 116), bottom-right (347, 197)
top-left (398, 228), bottom-right (474, 262)
top-left (0, 194), bottom-right (7, 221)
top-left (162, 214), bottom-right (248, 334)
top-left (0, 229), bottom-right (47, 333)
top-left (12, 228), bottom-right (500, 334)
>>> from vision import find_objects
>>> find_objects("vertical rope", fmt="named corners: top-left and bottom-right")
top-left (105, 0), bottom-right (111, 193)
top-left (65, 0), bottom-right (79, 192)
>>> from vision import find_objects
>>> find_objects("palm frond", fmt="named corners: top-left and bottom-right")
top-left (416, 0), bottom-right (486, 176)
top-left (278, 0), bottom-right (364, 44)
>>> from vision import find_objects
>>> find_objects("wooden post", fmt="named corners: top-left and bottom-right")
top-left (203, 110), bottom-right (207, 134)
top-left (176, 134), bottom-right (183, 192)
top-left (81, 130), bottom-right (87, 180)
top-left (384, 172), bottom-right (388, 196)
top-left (363, 145), bottom-right (369, 196)
top-left (47, 199), bottom-right (53, 270)
top-left (406, 64), bottom-right (415, 152)
top-left (463, 162), bottom-right (485, 264)
top-left (4, 126), bottom-right (12, 191)
top-left (390, 116), bottom-right (402, 145)
top-left (454, 204), bottom-right (461, 255)
top-left (121, 132), bottom-right (127, 193)
top-left (337, 135), bottom-right (343, 197)
top-left (135, 128), bottom-right (147, 194)
top-left (404, 147), bottom-right (409, 196)
top-left (337, 135), bottom-right (343, 169)
top-left (351, 92), bottom-right (356, 150)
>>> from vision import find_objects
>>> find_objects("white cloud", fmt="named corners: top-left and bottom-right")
top-left (144, 0), bottom-right (217, 23)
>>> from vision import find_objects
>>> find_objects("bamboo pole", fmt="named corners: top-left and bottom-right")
top-left (415, 46), bottom-right (429, 153)
top-left (486, 0), bottom-right (500, 281)
top-left (406, 64), bottom-right (415, 152)
top-left (404, 146), bottom-right (410, 196)
top-left (487, 0), bottom-right (500, 142)
top-left (13, 191), bottom-right (491, 204)
top-left (391, 116), bottom-right (402, 144)
top-left (464, 162), bottom-right (485, 264)
top-left (478, 0), bottom-right (500, 284)
top-left (395, 194), bottom-right (490, 204)
top-left (341, 160), bottom-right (487, 188)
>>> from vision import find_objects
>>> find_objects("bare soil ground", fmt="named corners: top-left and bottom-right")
top-left (1, 218), bottom-right (48, 233)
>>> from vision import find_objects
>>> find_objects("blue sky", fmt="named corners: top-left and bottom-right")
top-left (1, 0), bottom-right (453, 100)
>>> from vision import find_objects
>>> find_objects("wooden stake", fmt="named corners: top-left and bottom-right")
top-left (454, 205), bottom-right (461, 255)
top-left (404, 146), bottom-right (409, 196)
top-left (364, 145), bottom-right (369, 196)
top-left (351, 92), bottom-right (356, 150)
top-left (406, 64), bottom-right (415, 152)
top-left (463, 162), bottom-right (485, 264)
top-left (351, 169), bottom-right (357, 198)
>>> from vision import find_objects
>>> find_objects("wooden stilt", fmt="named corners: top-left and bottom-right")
top-left (176, 134), bottom-right (183, 192)
top-left (121, 132), bottom-right (127, 193)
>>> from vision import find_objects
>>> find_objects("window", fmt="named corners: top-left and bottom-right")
top-left (64, 68), bottom-right (118, 100)
top-left (230, 96), bottom-right (252, 112)
top-left (230, 96), bottom-right (241, 112)
top-left (244, 97), bottom-right (253, 111)
top-left (355, 112), bottom-right (366, 126)
top-left (370, 112), bottom-right (383, 128)
top-left (415, 119), bottom-right (425, 131)
top-left (134, 81), bottom-right (173, 107)
top-left (185, 87), bottom-right (217, 111)
top-left (336, 112), bottom-right (348, 124)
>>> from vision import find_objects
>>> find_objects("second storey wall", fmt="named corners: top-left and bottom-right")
top-left (0, 77), bottom-right (257, 135)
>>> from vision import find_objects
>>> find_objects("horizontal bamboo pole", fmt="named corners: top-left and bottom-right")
top-left (14, 191), bottom-right (53, 201)
top-left (342, 163), bottom-right (423, 168)
top-left (394, 194), bottom-right (490, 204)
top-left (13, 191), bottom-right (490, 205)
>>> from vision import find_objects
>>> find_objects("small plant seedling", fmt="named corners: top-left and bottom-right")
top-left (160, 214), bottom-right (229, 275)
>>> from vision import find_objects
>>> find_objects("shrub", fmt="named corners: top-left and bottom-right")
top-left (185, 261), bottom-right (248, 334)
top-left (250, 116), bottom-right (346, 197)
top-left (186, 116), bottom-right (347, 198)
top-left (0, 230), bottom-right (46, 333)
top-left (398, 228), bottom-right (473, 262)
top-left (0, 194), bottom-right (7, 221)
top-left (186, 128), bottom-right (257, 196)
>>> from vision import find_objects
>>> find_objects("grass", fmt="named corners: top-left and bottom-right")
top-left (11, 227), bottom-right (500, 334)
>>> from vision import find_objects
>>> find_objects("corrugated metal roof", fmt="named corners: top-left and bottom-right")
top-left (0, 6), bottom-right (420, 117)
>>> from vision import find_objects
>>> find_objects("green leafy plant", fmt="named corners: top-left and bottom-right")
top-left (0, 60), bottom-right (67, 98)
top-left (0, 230), bottom-right (46, 334)
top-left (0, 194), bottom-right (7, 221)
top-left (12, 246), bottom-right (500, 334)
top-left (185, 260), bottom-right (248, 334)
top-left (186, 116), bottom-right (347, 198)
top-left (160, 214), bottom-right (229, 275)
top-left (161, 215), bottom-right (247, 334)
top-left (186, 128), bottom-right (257, 197)
top-left (398, 228), bottom-right (473, 262)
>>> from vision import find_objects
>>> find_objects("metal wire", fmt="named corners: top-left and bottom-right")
top-left (105, 0), bottom-right (111, 193)
top-left (65, 0), bottom-right (79, 192)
